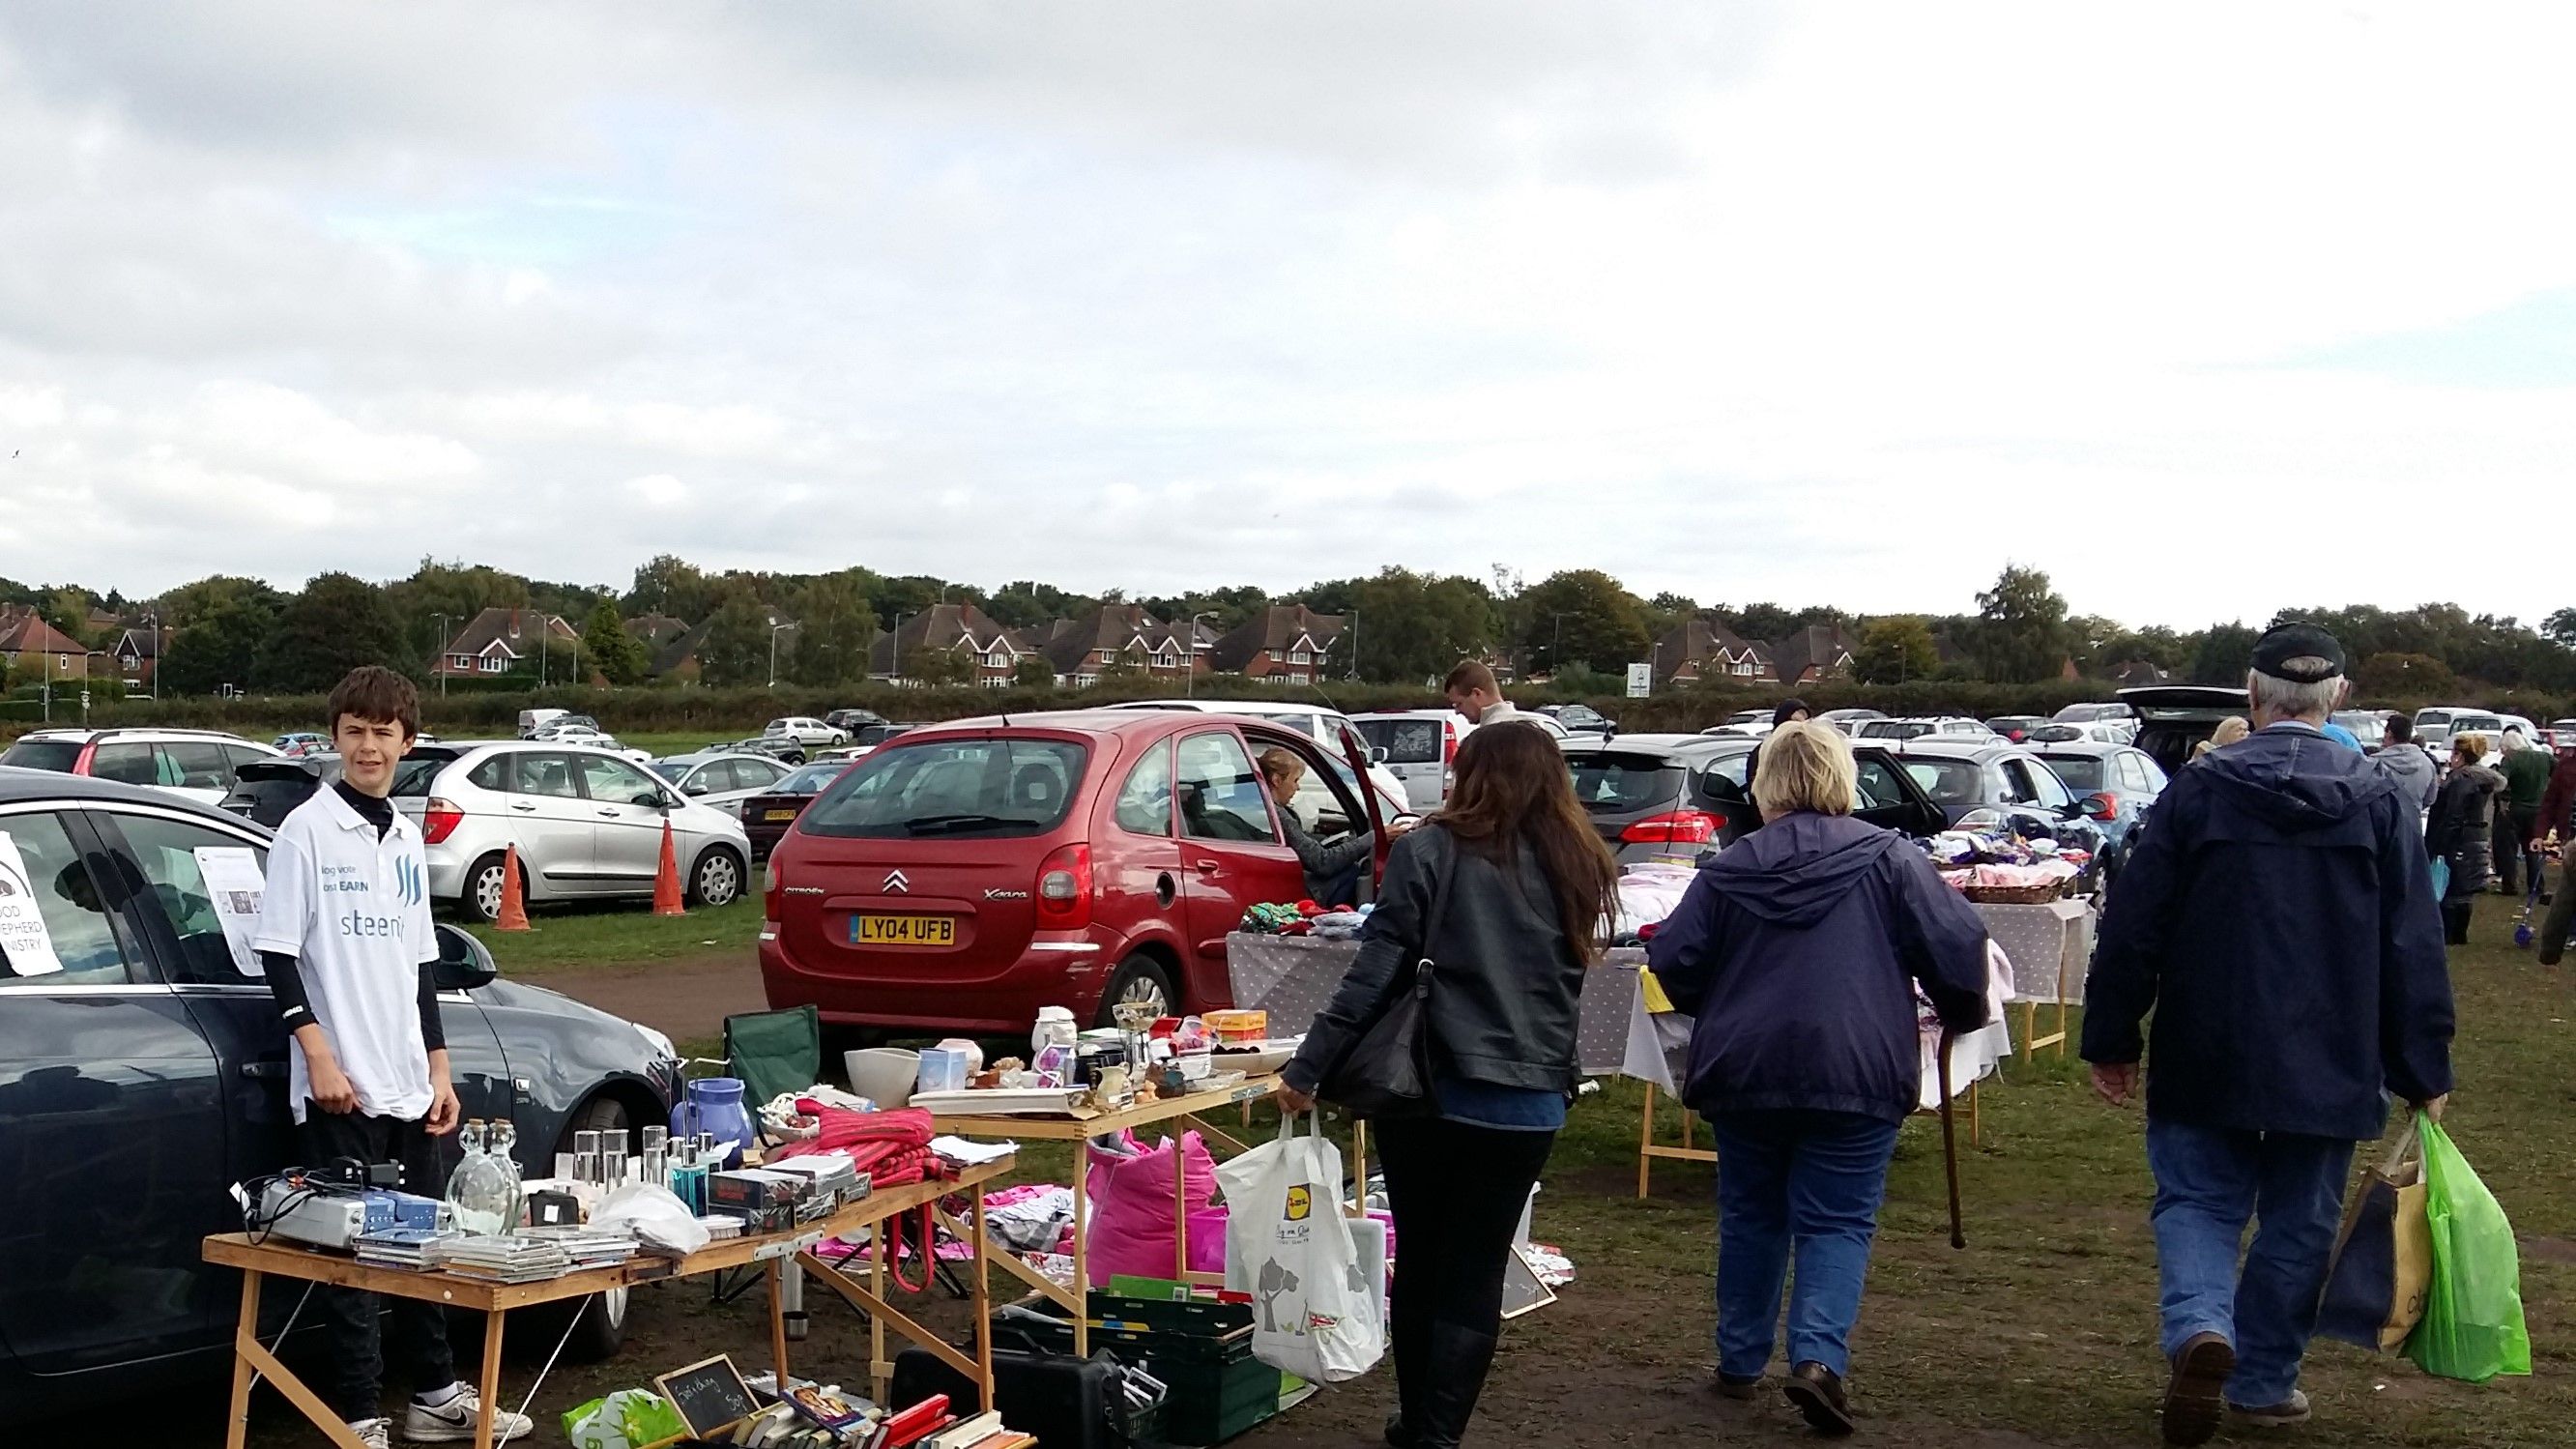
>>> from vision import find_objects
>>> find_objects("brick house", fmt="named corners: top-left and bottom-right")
top-left (869, 602), bottom-right (1033, 687)
top-left (1207, 605), bottom-right (1346, 684)
top-left (432, 608), bottom-right (580, 680)
top-left (0, 605), bottom-right (90, 681)
top-left (1039, 605), bottom-right (1214, 687)
top-left (113, 625), bottom-right (160, 688)
top-left (1771, 624), bottom-right (1857, 687)
top-left (1650, 618), bottom-right (1778, 685)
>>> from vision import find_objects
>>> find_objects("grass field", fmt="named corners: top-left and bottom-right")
top-left (455, 894), bottom-right (763, 972)
top-left (365, 885), bottom-right (2575, 1446)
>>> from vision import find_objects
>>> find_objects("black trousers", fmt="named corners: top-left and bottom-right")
top-left (2496, 806), bottom-right (2535, 895)
top-left (299, 1104), bottom-right (458, 1423)
top-left (1375, 1117), bottom-right (1555, 1435)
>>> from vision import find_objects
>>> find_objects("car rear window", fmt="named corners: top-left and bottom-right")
top-left (803, 739), bottom-right (1089, 839)
top-left (1354, 718), bottom-right (1442, 765)
top-left (1567, 754), bottom-right (1684, 813)
top-left (1860, 721), bottom-right (1932, 739)
top-left (2039, 755), bottom-right (2104, 791)
top-left (1902, 759), bottom-right (1986, 806)
top-left (0, 739), bottom-right (81, 772)
top-left (778, 761), bottom-right (847, 794)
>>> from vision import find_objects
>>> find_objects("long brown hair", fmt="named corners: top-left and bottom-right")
top-left (1433, 720), bottom-right (1620, 962)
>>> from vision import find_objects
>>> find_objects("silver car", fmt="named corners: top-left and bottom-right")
top-left (651, 751), bottom-right (798, 820)
top-left (400, 741), bottom-right (753, 921)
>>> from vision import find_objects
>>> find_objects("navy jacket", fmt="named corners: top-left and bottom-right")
top-left (1647, 812), bottom-right (1990, 1125)
top-left (2082, 722), bottom-right (2454, 1139)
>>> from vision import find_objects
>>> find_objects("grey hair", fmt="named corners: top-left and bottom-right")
top-left (2245, 663), bottom-right (2345, 721)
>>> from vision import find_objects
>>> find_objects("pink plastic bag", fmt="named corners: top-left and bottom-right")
top-left (1085, 1130), bottom-right (1226, 1285)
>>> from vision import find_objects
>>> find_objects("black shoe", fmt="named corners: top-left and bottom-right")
top-left (1713, 1372), bottom-right (1764, 1401)
top-left (1783, 1363), bottom-right (1854, 1437)
top-left (2161, 1332), bottom-right (2236, 1446)
top-left (1383, 1412), bottom-right (1420, 1449)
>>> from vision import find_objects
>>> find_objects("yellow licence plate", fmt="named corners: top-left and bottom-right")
top-left (764, 808), bottom-right (799, 822)
top-left (853, 913), bottom-right (955, 948)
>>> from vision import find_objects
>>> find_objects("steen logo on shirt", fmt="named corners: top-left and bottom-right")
top-left (324, 861), bottom-right (414, 940)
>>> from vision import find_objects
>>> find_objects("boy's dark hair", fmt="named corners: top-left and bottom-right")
top-left (2385, 714), bottom-right (2414, 743)
top-left (1444, 659), bottom-right (1498, 696)
top-left (327, 666), bottom-right (420, 739)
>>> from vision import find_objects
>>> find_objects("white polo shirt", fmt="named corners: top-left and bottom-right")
top-left (251, 786), bottom-right (439, 1124)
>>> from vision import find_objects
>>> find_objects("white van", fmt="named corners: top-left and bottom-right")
top-left (1349, 710), bottom-right (1469, 812)
top-left (519, 707), bottom-right (570, 739)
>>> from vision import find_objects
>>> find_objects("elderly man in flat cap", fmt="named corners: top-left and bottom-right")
top-left (2083, 623), bottom-right (2455, 1444)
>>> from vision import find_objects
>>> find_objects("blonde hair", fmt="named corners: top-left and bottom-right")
top-left (1752, 719), bottom-right (1857, 819)
top-left (2452, 733), bottom-right (2487, 766)
top-left (1257, 746), bottom-right (1305, 793)
top-left (2212, 716), bottom-right (2250, 749)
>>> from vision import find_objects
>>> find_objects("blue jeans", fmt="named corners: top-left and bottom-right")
top-left (1709, 1109), bottom-right (1901, 1378)
top-left (2145, 1117), bottom-right (2356, 1407)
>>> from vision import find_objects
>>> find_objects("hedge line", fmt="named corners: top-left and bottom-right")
top-left (6, 675), bottom-right (2567, 742)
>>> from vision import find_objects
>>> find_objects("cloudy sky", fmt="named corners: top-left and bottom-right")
top-left (2, 3), bottom-right (2570, 627)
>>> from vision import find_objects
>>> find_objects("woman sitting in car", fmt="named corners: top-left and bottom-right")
top-left (1259, 747), bottom-right (1379, 907)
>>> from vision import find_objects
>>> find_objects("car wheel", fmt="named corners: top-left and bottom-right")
top-left (464, 853), bottom-right (508, 924)
top-left (541, 1097), bottom-right (635, 1360)
top-left (690, 847), bottom-right (744, 908)
top-left (1095, 955), bottom-right (1175, 1028)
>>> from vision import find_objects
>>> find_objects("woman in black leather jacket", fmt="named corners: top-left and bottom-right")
top-left (2426, 733), bottom-right (2504, 944)
top-left (1281, 721), bottom-right (1619, 1449)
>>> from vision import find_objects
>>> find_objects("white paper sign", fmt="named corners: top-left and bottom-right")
top-left (192, 847), bottom-right (269, 978)
top-left (0, 831), bottom-right (66, 978)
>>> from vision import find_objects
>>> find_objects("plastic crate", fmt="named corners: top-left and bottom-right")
top-left (1008, 1294), bottom-right (1289, 1445)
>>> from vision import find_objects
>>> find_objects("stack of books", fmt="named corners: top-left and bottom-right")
top-left (353, 1227), bottom-right (455, 1272)
top-left (431, 1234), bottom-right (576, 1284)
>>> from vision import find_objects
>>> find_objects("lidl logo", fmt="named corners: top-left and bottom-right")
top-left (1285, 1186), bottom-right (1312, 1222)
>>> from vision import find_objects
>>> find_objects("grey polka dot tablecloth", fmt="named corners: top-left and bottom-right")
top-left (1224, 898), bottom-right (2093, 1078)
top-left (1225, 933), bottom-right (1646, 1077)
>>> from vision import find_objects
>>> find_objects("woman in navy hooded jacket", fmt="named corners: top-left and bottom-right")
top-left (1648, 721), bottom-right (1989, 1435)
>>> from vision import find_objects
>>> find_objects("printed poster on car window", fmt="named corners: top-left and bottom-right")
top-left (192, 847), bottom-right (269, 978)
top-left (0, 831), bottom-right (66, 977)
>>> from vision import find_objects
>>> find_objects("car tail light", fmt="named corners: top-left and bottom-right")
top-left (421, 797), bottom-right (464, 845)
top-left (1444, 723), bottom-right (1460, 766)
top-left (1622, 809), bottom-right (1721, 845)
top-left (72, 740), bottom-right (98, 775)
top-left (2083, 792), bottom-right (2119, 821)
top-left (1036, 843), bottom-right (1093, 930)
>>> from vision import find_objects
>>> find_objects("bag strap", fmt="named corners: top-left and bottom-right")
top-left (2377, 1115), bottom-right (2425, 1181)
top-left (1410, 828), bottom-right (1461, 981)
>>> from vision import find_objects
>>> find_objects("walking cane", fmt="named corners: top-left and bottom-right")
top-left (1936, 1028), bottom-right (1965, 1249)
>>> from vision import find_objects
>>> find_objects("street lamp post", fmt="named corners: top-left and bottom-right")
top-left (141, 611), bottom-right (159, 702)
top-left (433, 613), bottom-right (450, 698)
top-left (1186, 612), bottom-right (1217, 698)
top-left (1346, 607), bottom-right (1360, 682)
top-left (768, 622), bottom-right (794, 688)
top-left (891, 611), bottom-right (915, 683)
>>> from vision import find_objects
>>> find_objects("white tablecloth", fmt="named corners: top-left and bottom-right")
top-left (1225, 934), bottom-right (1645, 1078)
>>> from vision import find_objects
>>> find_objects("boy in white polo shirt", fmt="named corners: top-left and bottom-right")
top-left (251, 666), bottom-right (532, 1448)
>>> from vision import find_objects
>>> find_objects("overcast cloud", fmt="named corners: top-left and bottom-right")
top-left (2, 2), bottom-right (2571, 625)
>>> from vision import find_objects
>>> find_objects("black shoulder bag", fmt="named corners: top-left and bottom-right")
top-left (1317, 836), bottom-right (1458, 1118)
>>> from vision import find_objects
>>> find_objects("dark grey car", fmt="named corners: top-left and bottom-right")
top-left (1567, 734), bottom-right (1948, 861)
top-left (0, 768), bottom-right (682, 1421)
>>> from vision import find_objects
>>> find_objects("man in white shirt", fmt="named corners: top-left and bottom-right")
top-left (1442, 659), bottom-right (1518, 726)
top-left (251, 666), bottom-right (531, 1448)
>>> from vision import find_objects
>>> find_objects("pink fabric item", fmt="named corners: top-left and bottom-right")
top-left (1084, 1130), bottom-right (1225, 1286)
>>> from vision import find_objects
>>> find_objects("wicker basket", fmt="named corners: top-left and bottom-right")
top-left (1963, 883), bottom-right (2065, 906)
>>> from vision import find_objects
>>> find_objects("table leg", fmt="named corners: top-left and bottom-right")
top-left (1349, 1117), bottom-right (1368, 1217)
top-left (476, 1311), bottom-right (506, 1449)
top-left (1636, 1083), bottom-right (1656, 1200)
top-left (971, 1186), bottom-right (996, 1415)
top-left (1172, 1131), bottom-right (1190, 1281)
top-left (225, 1270), bottom-right (263, 1449)
top-left (766, 1259), bottom-right (792, 1387)
top-left (1072, 1172), bottom-right (1089, 1357)
top-left (871, 1221), bottom-right (890, 1397)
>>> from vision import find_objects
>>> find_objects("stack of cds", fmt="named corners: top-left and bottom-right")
top-left (431, 1234), bottom-right (576, 1284)
top-left (354, 1227), bottom-right (455, 1272)
top-left (520, 1227), bottom-right (640, 1269)
top-left (697, 1214), bottom-right (744, 1240)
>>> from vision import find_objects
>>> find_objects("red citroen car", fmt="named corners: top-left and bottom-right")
top-left (759, 710), bottom-right (1389, 1034)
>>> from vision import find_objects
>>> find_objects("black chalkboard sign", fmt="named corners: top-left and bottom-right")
top-left (653, 1353), bottom-right (758, 1438)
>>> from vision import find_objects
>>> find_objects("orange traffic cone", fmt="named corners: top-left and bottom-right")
top-left (495, 845), bottom-right (533, 932)
top-left (652, 818), bottom-right (686, 916)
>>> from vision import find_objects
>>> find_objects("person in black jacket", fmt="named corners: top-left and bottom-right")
top-left (2425, 734), bottom-right (2504, 944)
top-left (2083, 623), bottom-right (2452, 1445)
top-left (1281, 721), bottom-right (1618, 1449)
top-left (1647, 720), bottom-right (1989, 1435)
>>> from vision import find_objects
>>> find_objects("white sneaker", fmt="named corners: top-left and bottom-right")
top-left (403, 1385), bottom-right (534, 1443)
top-left (349, 1419), bottom-right (391, 1449)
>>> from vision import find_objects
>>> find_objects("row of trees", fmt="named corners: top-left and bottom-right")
top-left (7, 558), bottom-right (2574, 700)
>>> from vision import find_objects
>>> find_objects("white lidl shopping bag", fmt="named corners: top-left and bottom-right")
top-left (1218, 1112), bottom-right (1385, 1382)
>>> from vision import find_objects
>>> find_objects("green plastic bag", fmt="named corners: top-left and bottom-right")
top-left (2404, 1118), bottom-right (2533, 1382)
top-left (563, 1388), bottom-right (686, 1449)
